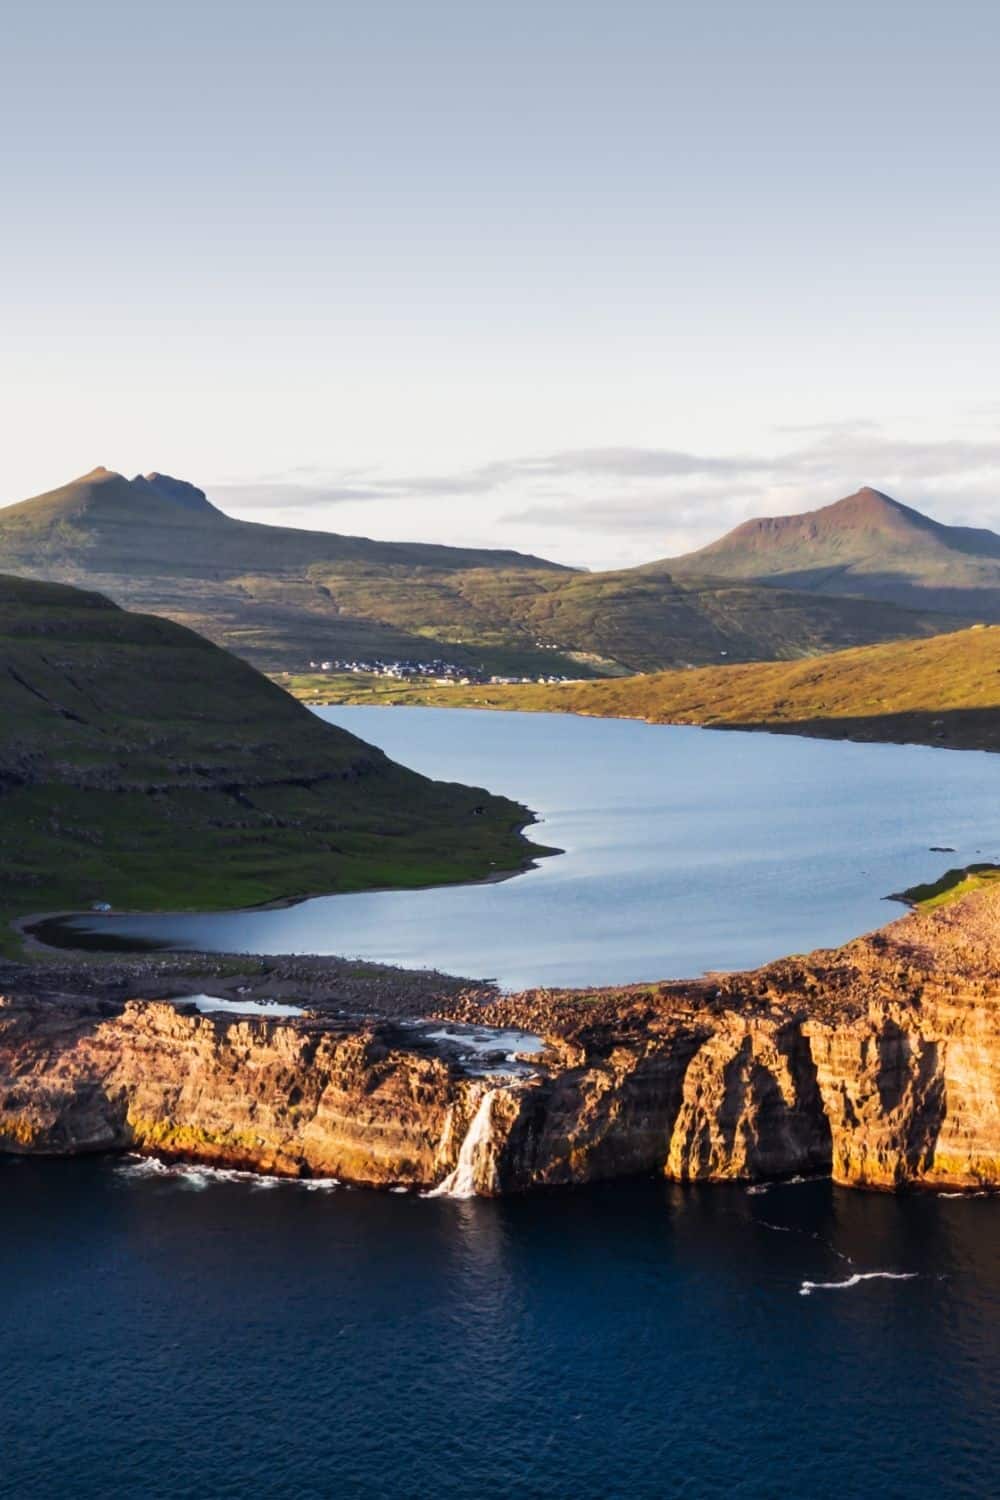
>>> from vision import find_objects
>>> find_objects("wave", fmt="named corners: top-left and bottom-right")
top-left (746, 1174), bottom-right (829, 1196)
top-left (799, 1271), bottom-right (917, 1296)
top-left (115, 1155), bottom-right (340, 1192)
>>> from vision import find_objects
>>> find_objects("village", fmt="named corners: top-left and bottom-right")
top-left (306, 655), bottom-right (575, 686)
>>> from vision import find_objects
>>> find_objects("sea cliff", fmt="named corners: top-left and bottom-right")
top-left (2, 885), bottom-right (998, 1194)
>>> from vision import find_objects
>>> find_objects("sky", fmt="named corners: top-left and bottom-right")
top-left (2, 0), bottom-right (999, 568)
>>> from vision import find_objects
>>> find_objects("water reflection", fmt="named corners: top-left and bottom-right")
top-left (35, 709), bottom-right (1000, 989)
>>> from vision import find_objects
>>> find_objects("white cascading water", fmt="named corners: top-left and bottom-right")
top-left (427, 1088), bottom-right (499, 1198)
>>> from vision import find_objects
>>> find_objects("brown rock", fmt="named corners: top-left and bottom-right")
top-left (2, 886), bottom-right (1000, 1194)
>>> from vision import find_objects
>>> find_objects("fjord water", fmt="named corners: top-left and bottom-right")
top-left (60, 708), bottom-right (1000, 987)
top-left (2, 1159), bottom-right (997, 1500)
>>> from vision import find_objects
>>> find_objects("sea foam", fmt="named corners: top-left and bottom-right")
top-left (116, 1155), bottom-right (339, 1191)
top-left (799, 1271), bottom-right (917, 1296)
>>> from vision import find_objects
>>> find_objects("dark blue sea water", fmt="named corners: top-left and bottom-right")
top-left (2, 1158), bottom-right (997, 1499)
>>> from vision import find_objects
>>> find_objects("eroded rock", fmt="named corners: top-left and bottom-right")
top-left (2, 886), bottom-right (1000, 1194)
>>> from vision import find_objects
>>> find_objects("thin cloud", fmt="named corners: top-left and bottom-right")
top-left (210, 427), bottom-right (1000, 563)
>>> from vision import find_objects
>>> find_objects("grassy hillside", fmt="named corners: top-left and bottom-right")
top-left (0, 469), bottom-right (961, 677)
top-left (0, 574), bottom-right (544, 951)
top-left (0, 468), bottom-right (584, 680)
top-left (308, 560), bottom-right (962, 673)
top-left (296, 625), bottom-right (1000, 754)
top-left (664, 486), bottom-right (1000, 618)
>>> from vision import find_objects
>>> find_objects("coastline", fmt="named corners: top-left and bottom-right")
top-left (8, 814), bottom-right (559, 962)
top-left (304, 690), bottom-right (1000, 757)
top-left (3, 879), bottom-right (1000, 1196)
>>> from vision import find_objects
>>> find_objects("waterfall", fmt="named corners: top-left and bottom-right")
top-left (427, 1088), bottom-right (499, 1198)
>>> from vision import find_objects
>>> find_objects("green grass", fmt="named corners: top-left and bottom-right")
top-left (0, 575), bottom-right (549, 954)
top-left (281, 672), bottom-right (488, 706)
top-left (300, 560), bottom-right (960, 675)
top-left (894, 864), bottom-right (1000, 910)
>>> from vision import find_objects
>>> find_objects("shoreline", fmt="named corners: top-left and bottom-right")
top-left (3, 880), bottom-right (1000, 1196)
top-left (301, 675), bottom-right (1000, 756)
top-left (310, 692), bottom-right (1000, 757)
top-left (9, 814), bottom-right (560, 962)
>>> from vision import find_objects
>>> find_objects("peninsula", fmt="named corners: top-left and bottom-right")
top-left (0, 573), bottom-right (544, 953)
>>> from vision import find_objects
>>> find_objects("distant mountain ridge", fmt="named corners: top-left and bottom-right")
top-left (663, 486), bottom-right (1000, 616)
top-left (0, 466), bottom-right (562, 573)
top-left (0, 469), bottom-right (969, 676)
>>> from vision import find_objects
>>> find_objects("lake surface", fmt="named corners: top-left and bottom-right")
top-left (48, 709), bottom-right (1000, 987)
top-left (2, 1158), bottom-right (996, 1500)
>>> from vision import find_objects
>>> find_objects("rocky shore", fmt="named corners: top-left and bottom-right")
top-left (2, 885), bottom-right (999, 1195)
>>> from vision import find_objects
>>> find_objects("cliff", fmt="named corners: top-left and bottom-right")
top-left (2, 886), bottom-right (999, 1194)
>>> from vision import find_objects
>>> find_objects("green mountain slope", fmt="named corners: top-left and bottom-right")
top-left (309, 559), bottom-right (962, 674)
top-left (373, 623), bottom-right (1000, 754)
top-left (0, 467), bottom-right (561, 575)
top-left (0, 574), bottom-right (540, 945)
top-left (0, 468), bottom-right (578, 678)
top-left (0, 470), bottom-right (962, 677)
top-left (662, 486), bottom-right (1000, 617)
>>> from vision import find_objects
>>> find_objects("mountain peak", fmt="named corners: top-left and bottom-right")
top-left (850, 486), bottom-right (895, 502)
top-left (809, 485), bottom-right (926, 533)
top-left (694, 485), bottom-right (936, 554)
top-left (660, 484), bottom-right (1000, 611)
top-left (0, 466), bottom-right (224, 531)
top-left (139, 472), bottom-right (215, 514)
top-left (825, 485), bottom-right (911, 515)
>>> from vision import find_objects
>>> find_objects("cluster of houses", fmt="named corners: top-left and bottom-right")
top-left (487, 673), bottom-right (573, 685)
top-left (306, 656), bottom-right (576, 687)
top-left (308, 656), bottom-right (477, 683)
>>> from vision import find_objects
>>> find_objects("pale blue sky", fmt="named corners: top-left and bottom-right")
top-left (3, 1), bottom-right (999, 565)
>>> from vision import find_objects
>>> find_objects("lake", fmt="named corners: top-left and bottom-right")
top-left (48, 708), bottom-right (1000, 988)
top-left (2, 1158), bottom-right (996, 1500)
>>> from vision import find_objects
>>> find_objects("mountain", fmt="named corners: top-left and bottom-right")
top-left (0, 470), bottom-right (963, 677)
top-left (393, 623), bottom-right (1000, 755)
top-left (0, 573), bottom-right (539, 944)
top-left (0, 467), bottom-right (561, 574)
top-left (662, 486), bottom-right (1000, 617)
top-left (0, 467), bottom-right (588, 678)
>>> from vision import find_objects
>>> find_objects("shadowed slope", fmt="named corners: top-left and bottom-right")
top-left (0, 573), bottom-right (543, 946)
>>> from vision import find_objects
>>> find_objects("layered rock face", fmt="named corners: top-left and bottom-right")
top-left (2, 887), bottom-right (999, 1194)
top-left (0, 1001), bottom-right (483, 1187)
